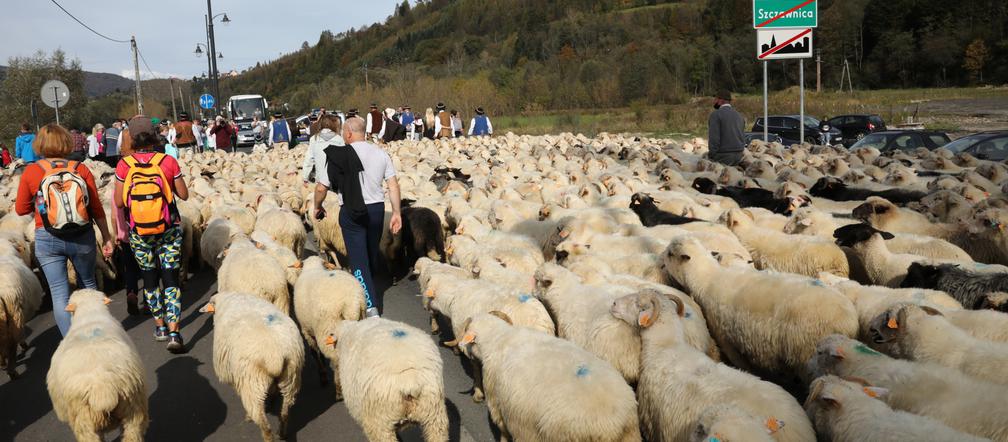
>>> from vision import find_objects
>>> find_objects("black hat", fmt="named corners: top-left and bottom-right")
top-left (475, 107), bottom-right (485, 115)
top-left (273, 112), bottom-right (283, 118)
top-left (179, 112), bottom-right (190, 121)
top-left (370, 103), bottom-right (378, 109)
top-left (403, 105), bottom-right (411, 110)
top-left (436, 102), bottom-right (446, 111)
top-left (715, 89), bottom-right (732, 101)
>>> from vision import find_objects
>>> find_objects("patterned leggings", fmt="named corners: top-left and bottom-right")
top-left (129, 226), bottom-right (183, 323)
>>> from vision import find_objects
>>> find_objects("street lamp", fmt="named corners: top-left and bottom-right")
top-left (205, 0), bottom-right (230, 115)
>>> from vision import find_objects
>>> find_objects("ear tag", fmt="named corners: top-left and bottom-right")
top-left (887, 317), bottom-right (898, 329)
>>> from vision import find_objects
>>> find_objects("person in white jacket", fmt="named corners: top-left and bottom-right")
top-left (301, 114), bottom-right (345, 184)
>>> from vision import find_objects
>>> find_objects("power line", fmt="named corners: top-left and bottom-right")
top-left (135, 45), bottom-right (159, 80)
top-left (49, 0), bottom-right (130, 44)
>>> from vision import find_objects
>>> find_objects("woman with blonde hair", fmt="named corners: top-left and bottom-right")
top-left (423, 107), bottom-right (436, 139)
top-left (87, 123), bottom-right (105, 160)
top-left (15, 124), bottom-right (114, 336)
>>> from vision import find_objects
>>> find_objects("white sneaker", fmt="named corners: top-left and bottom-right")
top-left (365, 307), bottom-right (380, 318)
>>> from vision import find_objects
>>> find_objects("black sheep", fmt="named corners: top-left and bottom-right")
top-left (810, 177), bottom-right (927, 205)
top-left (629, 193), bottom-right (704, 227)
top-left (389, 200), bottom-right (446, 284)
top-left (691, 177), bottom-right (808, 216)
top-left (900, 262), bottom-right (1008, 311)
top-left (832, 223), bottom-right (895, 248)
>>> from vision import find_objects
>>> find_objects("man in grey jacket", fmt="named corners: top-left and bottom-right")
top-left (707, 90), bottom-right (746, 166)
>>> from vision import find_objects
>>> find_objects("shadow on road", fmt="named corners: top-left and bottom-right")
top-left (0, 325), bottom-right (61, 439)
top-left (147, 356), bottom-right (226, 441)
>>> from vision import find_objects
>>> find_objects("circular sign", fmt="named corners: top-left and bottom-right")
top-left (199, 94), bottom-right (216, 110)
top-left (40, 80), bottom-right (70, 109)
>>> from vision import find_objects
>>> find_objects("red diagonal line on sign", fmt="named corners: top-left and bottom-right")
top-left (755, 0), bottom-right (815, 28)
top-left (759, 28), bottom-right (812, 59)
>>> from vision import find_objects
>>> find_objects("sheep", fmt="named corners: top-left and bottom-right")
top-left (806, 334), bottom-right (1008, 441)
top-left (250, 231), bottom-right (303, 287)
top-left (833, 224), bottom-right (932, 287)
top-left (609, 290), bottom-right (815, 442)
top-left (804, 375), bottom-right (988, 442)
top-left (312, 198), bottom-right (349, 266)
top-left (662, 236), bottom-right (858, 377)
top-left (293, 256), bottom-right (365, 385)
top-left (322, 318), bottom-right (448, 442)
top-left (867, 303), bottom-right (1008, 385)
top-left (810, 177), bottom-right (926, 205)
top-left (46, 290), bottom-right (147, 442)
top-left (852, 197), bottom-right (956, 239)
top-left (423, 272), bottom-right (555, 342)
top-left (692, 176), bottom-right (806, 215)
top-left (200, 218), bottom-right (243, 270)
top-left (199, 292), bottom-right (303, 441)
top-left (688, 405), bottom-right (778, 442)
top-left (217, 236), bottom-right (291, 315)
top-left (458, 312), bottom-right (641, 442)
top-left (901, 262), bottom-right (1008, 310)
top-left (254, 202), bottom-right (307, 257)
top-left (723, 208), bottom-right (849, 277)
top-left (390, 200), bottom-right (446, 274)
top-left (562, 251), bottom-right (671, 285)
top-left (629, 193), bottom-right (704, 226)
top-left (0, 255), bottom-right (43, 379)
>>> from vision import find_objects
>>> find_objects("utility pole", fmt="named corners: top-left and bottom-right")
top-left (363, 63), bottom-right (369, 90)
top-left (169, 77), bottom-right (179, 121)
top-left (207, 0), bottom-right (221, 116)
top-left (131, 36), bottom-right (144, 114)
top-left (816, 49), bottom-right (821, 93)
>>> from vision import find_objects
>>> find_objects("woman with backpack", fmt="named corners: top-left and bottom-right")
top-left (114, 115), bottom-right (190, 353)
top-left (14, 124), bottom-right (114, 336)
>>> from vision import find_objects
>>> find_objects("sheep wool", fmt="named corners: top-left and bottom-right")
top-left (689, 405), bottom-right (777, 442)
top-left (0, 255), bottom-right (43, 378)
top-left (217, 236), bottom-right (291, 315)
top-left (723, 208), bottom-right (849, 278)
top-left (46, 290), bottom-right (147, 442)
top-left (293, 256), bottom-right (365, 384)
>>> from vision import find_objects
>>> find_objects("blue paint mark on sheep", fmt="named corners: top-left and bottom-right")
top-left (576, 364), bottom-right (590, 378)
top-left (88, 328), bottom-right (103, 339)
top-left (392, 329), bottom-right (407, 338)
top-left (809, 279), bottom-right (824, 287)
top-left (854, 343), bottom-right (881, 356)
top-left (266, 314), bottom-right (278, 324)
top-left (708, 438), bottom-right (721, 442)
top-left (518, 294), bottom-right (531, 303)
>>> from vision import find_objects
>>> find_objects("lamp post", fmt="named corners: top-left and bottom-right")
top-left (204, 0), bottom-right (229, 115)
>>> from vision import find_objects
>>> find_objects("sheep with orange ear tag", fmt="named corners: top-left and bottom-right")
top-left (47, 289), bottom-right (148, 442)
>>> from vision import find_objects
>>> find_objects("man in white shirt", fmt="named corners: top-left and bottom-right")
top-left (468, 107), bottom-right (494, 136)
top-left (166, 112), bottom-right (204, 153)
top-left (434, 102), bottom-right (453, 138)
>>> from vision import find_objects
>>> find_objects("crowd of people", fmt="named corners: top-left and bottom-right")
top-left (299, 103), bottom-right (494, 144)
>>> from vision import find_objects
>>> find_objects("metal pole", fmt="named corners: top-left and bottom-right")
top-left (799, 58), bottom-right (805, 144)
top-left (53, 87), bottom-right (60, 125)
top-left (816, 49), bottom-right (821, 93)
top-left (207, 0), bottom-right (221, 116)
top-left (169, 78), bottom-right (178, 121)
top-left (204, 15), bottom-right (213, 94)
top-left (131, 36), bottom-right (144, 114)
top-left (762, 61), bottom-right (768, 143)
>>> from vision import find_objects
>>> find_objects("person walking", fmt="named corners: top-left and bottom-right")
top-left (15, 123), bottom-right (37, 163)
top-left (103, 120), bottom-right (122, 167)
top-left (423, 107), bottom-right (436, 140)
top-left (203, 120), bottom-right (216, 151)
top-left (108, 183), bottom-right (145, 315)
top-left (302, 114), bottom-right (344, 184)
top-left (707, 89), bottom-right (747, 167)
top-left (192, 119), bottom-right (205, 153)
top-left (468, 107), bottom-right (493, 136)
top-left (114, 115), bottom-right (190, 353)
top-left (211, 116), bottom-right (235, 153)
top-left (366, 104), bottom-right (383, 142)
top-left (381, 108), bottom-right (407, 143)
top-left (168, 112), bottom-right (201, 154)
top-left (269, 112), bottom-right (292, 150)
top-left (118, 120), bottom-right (135, 157)
top-left (1, 143), bottom-right (11, 167)
top-left (434, 103), bottom-right (453, 139)
top-left (313, 117), bottom-right (402, 318)
top-left (399, 106), bottom-right (416, 140)
top-left (86, 124), bottom-right (105, 160)
top-left (450, 110), bottom-right (463, 137)
top-left (69, 128), bottom-right (88, 161)
top-left (15, 124), bottom-right (114, 336)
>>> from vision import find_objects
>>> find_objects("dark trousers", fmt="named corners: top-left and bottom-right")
top-left (340, 203), bottom-right (385, 311)
top-left (709, 150), bottom-right (744, 167)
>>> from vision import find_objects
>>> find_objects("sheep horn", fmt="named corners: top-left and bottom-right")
top-left (488, 310), bottom-right (512, 325)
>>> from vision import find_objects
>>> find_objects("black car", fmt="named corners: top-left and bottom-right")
top-left (826, 114), bottom-right (887, 147)
top-left (751, 115), bottom-right (842, 146)
top-left (942, 131), bottom-right (1008, 161)
top-left (848, 130), bottom-right (951, 152)
top-left (744, 132), bottom-right (783, 145)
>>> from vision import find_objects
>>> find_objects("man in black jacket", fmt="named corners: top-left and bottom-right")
top-left (707, 89), bottom-right (747, 166)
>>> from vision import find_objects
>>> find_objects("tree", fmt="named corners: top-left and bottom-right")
top-left (0, 50), bottom-right (85, 140)
top-left (964, 38), bottom-right (990, 83)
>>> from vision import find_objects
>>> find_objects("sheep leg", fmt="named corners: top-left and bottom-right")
top-left (311, 348), bottom-right (329, 386)
top-left (472, 360), bottom-right (485, 403)
top-left (70, 415), bottom-right (102, 442)
top-left (238, 375), bottom-right (274, 442)
top-left (277, 374), bottom-right (299, 439)
top-left (420, 401), bottom-right (449, 442)
top-left (429, 314), bottom-right (440, 335)
top-left (120, 407), bottom-right (148, 442)
top-left (362, 422), bottom-right (398, 442)
top-left (332, 363), bottom-right (343, 401)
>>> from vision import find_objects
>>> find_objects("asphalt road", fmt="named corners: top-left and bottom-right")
top-left (0, 243), bottom-right (495, 441)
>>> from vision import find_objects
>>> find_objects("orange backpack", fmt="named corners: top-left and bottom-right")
top-left (36, 159), bottom-right (92, 238)
top-left (122, 153), bottom-right (175, 236)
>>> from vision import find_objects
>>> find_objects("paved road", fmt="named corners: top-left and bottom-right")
top-left (0, 246), bottom-right (496, 441)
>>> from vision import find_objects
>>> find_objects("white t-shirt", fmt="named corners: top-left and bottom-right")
top-left (350, 141), bottom-right (396, 205)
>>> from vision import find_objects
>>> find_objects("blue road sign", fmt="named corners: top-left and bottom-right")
top-left (199, 94), bottom-right (215, 109)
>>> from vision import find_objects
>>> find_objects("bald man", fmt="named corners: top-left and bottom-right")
top-left (314, 117), bottom-right (402, 318)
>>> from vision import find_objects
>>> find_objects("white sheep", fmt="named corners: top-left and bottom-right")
top-left (292, 256), bottom-right (365, 385)
top-left (322, 318), bottom-right (448, 442)
top-left (0, 255), bottom-right (43, 378)
top-left (689, 404), bottom-right (778, 442)
top-left (663, 236), bottom-right (859, 376)
top-left (609, 290), bottom-right (814, 442)
top-left (807, 334), bottom-right (1008, 441)
top-left (47, 290), bottom-right (147, 442)
top-left (459, 312), bottom-right (641, 442)
top-left (723, 208), bottom-right (849, 277)
top-left (804, 375), bottom-right (988, 442)
top-left (250, 230), bottom-right (303, 287)
top-left (217, 235), bottom-right (291, 315)
top-left (200, 218), bottom-right (243, 270)
top-left (199, 292), bottom-right (303, 441)
top-left (254, 201), bottom-right (307, 257)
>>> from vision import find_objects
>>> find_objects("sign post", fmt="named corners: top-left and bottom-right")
top-left (199, 94), bottom-right (216, 111)
top-left (754, 0), bottom-right (817, 144)
top-left (40, 80), bottom-right (70, 126)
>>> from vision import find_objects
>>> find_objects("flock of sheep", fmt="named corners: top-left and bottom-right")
top-left (3, 130), bottom-right (1008, 441)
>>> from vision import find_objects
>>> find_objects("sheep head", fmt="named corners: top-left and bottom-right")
top-left (867, 303), bottom-right (943, 357)
top-left (64, 289), bottom-right (112, 314)
top-left (804, 375), bottom-right (889, 435)
top-left (692, 404), bottom-right (787, 442)
top-left (832, 223), bottom-right (894, 248)
top-left (851, 198), bottom-right (896, 226)
top-left (805, 334), bottom-right (886, 381)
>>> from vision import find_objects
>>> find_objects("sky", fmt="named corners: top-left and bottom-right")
top-left (2, 0), bottom-right (399, 79)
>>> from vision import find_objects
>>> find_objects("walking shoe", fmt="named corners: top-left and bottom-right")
top-left (166, 332), bottom-right (185, 354)
top-left (126, 292), bottom-right (139, 316)
top-left (154, 326), bottom-right (169, 342)
top-left (365, 307), bottom-right (380, 318)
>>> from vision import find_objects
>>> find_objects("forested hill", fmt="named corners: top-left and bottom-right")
top-left (224, 0), bottom-right (1007, 115)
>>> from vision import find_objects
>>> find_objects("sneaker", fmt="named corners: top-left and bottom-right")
top-left (154, 326), bottom-right (169, 342)
top-left (166, 332), bottom-right (185, 354)
top-left (126, 292), bottom-right (139, 316)
top-left (365, 307), bottom-right (380, 318)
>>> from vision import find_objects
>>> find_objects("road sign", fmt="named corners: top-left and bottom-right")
top-left (758, 28), bottom-right (813, 60)
top-left (753, 0), bottom-right (817, 29)
top-left (199, 94), bottom-right (216, 110)
top-left (40, 80), bottom-right (70, 109)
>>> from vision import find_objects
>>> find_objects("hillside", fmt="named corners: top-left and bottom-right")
top-left (0, 65), bottom-right (134, 97)
top-left (223, 0), bottom-right (1008, 117)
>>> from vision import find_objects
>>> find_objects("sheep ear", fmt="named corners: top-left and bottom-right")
top-left (103, 297), bottom-right (112, 305)
top-left (488, 310), bottom-right (513, 325)
top-left (817, 390), bottom-right (841, 409)
top-left (199, 302), bottom-right (215, 314)
top-left (324, 334), bottom-right (336, 347)
top-left (799, 217), bottom-right (813, 226)
top-left (862, 386), bottom-right (889, 399)
top-left (741, 209), bottom-right (755, 220)
top-left (65, 303), bottom-right (77, 313)
top-left (919, 305), bottom-right (943, 316)
top-left (880, 231), bottom-right (895, 240)
top-left (828, 346), bottom-right (846, 360)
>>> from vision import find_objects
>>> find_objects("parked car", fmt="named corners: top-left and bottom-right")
top-left (848, 130), bottom-right (951, 152)
top-left (744, 132), bottom-right (783, 145)
top-left (941, 131), bottom-right (1008, 161)
top-left (826, 114), bottom-right (887, 147)
top-left (751, 115), bottom-right (842, 146)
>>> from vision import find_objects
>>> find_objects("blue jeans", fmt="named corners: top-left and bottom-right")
top-left (35, 228), bottom-right (98, 336)
top-left (340, 203), bottom-right (385, 311)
